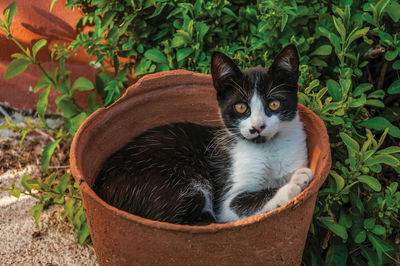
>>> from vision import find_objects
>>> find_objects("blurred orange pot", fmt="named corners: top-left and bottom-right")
top-left (0, 0), bottom-right (95, 112)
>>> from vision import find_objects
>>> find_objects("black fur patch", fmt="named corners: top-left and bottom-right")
top-left (230, 188), bottom-right (279, 217)
top-left (211, 44), bottom-right (300, 141)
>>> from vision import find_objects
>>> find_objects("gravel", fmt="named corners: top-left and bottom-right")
top-left (0, 107), bottom-right (98, 265)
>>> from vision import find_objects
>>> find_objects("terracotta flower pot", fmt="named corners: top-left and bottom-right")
top-left (70, 70), bottom-right (331, 265)
top-left (0, 0), bottom-right (95, 112)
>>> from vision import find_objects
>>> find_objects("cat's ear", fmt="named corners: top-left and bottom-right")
top-left (211, 52), bottom-right (242, 91)
top-left (269, 44), bottom-right (299, 77)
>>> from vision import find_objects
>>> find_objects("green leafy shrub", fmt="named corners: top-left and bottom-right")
top-left (1, 0), bottom-right (399, 264)
top-left (0, 2), bottom-right (95, 245)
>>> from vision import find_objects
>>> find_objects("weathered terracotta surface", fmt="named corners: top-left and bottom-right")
top-left (0, 0), bottom-right (95, 112)
top-left (70, 70), bottom-right (331, 265)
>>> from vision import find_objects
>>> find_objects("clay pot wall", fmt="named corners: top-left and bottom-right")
top-left (70, 70), bottom-right (331, 265)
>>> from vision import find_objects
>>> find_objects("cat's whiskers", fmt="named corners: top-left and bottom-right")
top-left (266, 83), bottom-right (297, 98)
top-left (229, 78), bottom-right (248, 99)
top-left (206, 127), bottom-right (239, 157)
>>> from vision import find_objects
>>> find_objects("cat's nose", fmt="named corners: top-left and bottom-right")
top-left (249, 124), bottom-right (265, 134)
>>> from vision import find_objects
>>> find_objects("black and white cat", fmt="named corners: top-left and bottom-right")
top-left (94, 44), bottom-right (312, 225)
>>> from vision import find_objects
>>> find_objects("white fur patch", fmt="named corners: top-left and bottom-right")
top-left (217, 114), bottom-right (308, 222)
top-left (194, 184), bottom-right (215, 217)
top-left (239, 91), bottom-right (281, 140)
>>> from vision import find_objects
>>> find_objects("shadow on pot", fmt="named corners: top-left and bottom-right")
top-left (70, 70), bottom-right (331, 266)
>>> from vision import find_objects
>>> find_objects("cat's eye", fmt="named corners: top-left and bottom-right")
top-left (234, 103), bottom-right (248, 114)
top-left (268, 100), bottom-right (280, 111)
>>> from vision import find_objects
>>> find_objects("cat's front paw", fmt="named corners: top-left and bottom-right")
top-left (290, 168), bottom-right (313, 190)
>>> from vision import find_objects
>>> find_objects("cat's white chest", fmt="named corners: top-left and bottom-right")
top-left (229, 121), bottom-right (308, 193)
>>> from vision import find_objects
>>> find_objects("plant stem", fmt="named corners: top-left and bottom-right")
top-left (9, 35), bottom-right (58, 88)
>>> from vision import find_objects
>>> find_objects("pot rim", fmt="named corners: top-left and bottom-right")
top-left (70, 69), bottom-right (331, 233)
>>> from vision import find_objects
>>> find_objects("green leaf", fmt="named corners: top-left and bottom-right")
top-left (333, 16), bottom-right (346, 41)
top-left (4, 58), bottom-right (31, 79)
top-left (72, 77), bottom-right (94, 91)
top-left (371, 225), bottom-right (385, 235)
top-left (339, 132), bottom-right (360, 152)
top-left (88, 92), bottom-right (100, 112)
top-left (280, 13), bottom-right (288, 32)
top-left (176, 48), bottom-right (193, 62)
top-left (311, 45), bottom-right (332, 56)
top-left (330, 170), bottom-right (344, 192)
top-left (171, 35), bottom-right (187, 48)
top-left (55, 173), bottom-right (70, 194)
top-left (9, 186), bottom-right (20, 198)
top-left (195, 22), bottom-right (209, 40)
top-left (365, 99), bottom-right (384, 108)
top-left (392, 59), bottom-right (400, 70)
top-left (149, 2), bottom-right (167, 18)
top-left (319, 218), bottom-right (348, 240)
top-left (364, 217), bottom-right (376, 230)
top-left (379, 31), bottom-right (393, 45)
top-left (354, 230), bottom-right (366, 243)
top-left (64, 198), bottom-right (76, 219)
top-left (41, 138), bottom-right (61, 173)
top-left (326, 79), bottom-right (342, 101)
top-left (353, 83), bottom-right (373, 97)
top-left (387, 0), bottom-right (400, 22)
top-left (368, 90), bottom-right (385, 99)
top-left (101, 11), bottom-right (116, 29)
top-left (37, 86), bottom-right (50, 119)
top-left (388, 80), bottom-right (400, 94)
top-left (32, 39), bottom-right (47, 59)
top-left (221, 7), bottom-right (238, 18)
top-left (29, 203), bottom-right (44, 228)
top-left (144, 49), bottom-right (168, 64)
top-left (360, 117), bottom-right (400, 138)
top-left (134, 59), bottom-right (151, 76)
top-left (339, 79), bottom-right (351, 97)
top-left (78, 220), bottom-right (90, 244)
top-left (325, 244), bottom-right (347, 266)
top-left (73, 207), bottom-right (84, 229)
top-left (347, 27), bottom-right (369, 45)
top-left (384, 49), bottom-right (398, 61)
top-left (50, 0), bottom-right (57, 12)
top-left (21, 175), bottom-right (32, 193)
top-left (357, 175), bottom-right (382, 191)
top-left (56, 96), bottom-right (79, 118)
top-left (360, 246), bottom-right (379, 266)
top-left (309, 58), bottom-right (328, 67)
top-left (377, 146), bottom-right (400, 155)
top-left (318, 27), bottom-right (341, 52)
top-left (44, 173), bottom-right (57, 186)
top-left (34, 73), bottom-right (52, 93)
top-left (19, 129), bottom-right (28, 149)
top-left (4, 2), bottom-right (17, 28)
top-left (349, 95), bottom-right (366, 108)
top-left (367, 233), bottom-right (395, 264)
top-left (365, 154), bottom-right (400, 167)
top-left (53, 195), bottom-right (64, 204)
top-left (68, 112), bottom-right (88, 136)
top-left (339, 210), bottom-right (352, 229)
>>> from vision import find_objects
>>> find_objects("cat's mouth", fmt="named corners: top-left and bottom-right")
top-left (248, 135), bottom-right (266, 144)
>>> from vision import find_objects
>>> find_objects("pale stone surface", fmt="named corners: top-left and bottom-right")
top-left (0, 111), bottom-right (98, 265)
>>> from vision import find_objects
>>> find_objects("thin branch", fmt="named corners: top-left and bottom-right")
top-left (34, 129), bottom-right (56, 142)
top-left (377, 61), bottom-right (389, 91)
top-left (48, 165), bottom-right (70, 169)
top-left (363, 45), bottom-right (386, 60)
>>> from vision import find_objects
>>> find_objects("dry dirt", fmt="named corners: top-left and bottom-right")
top-left (0, 108), bottom-right (98, 265)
